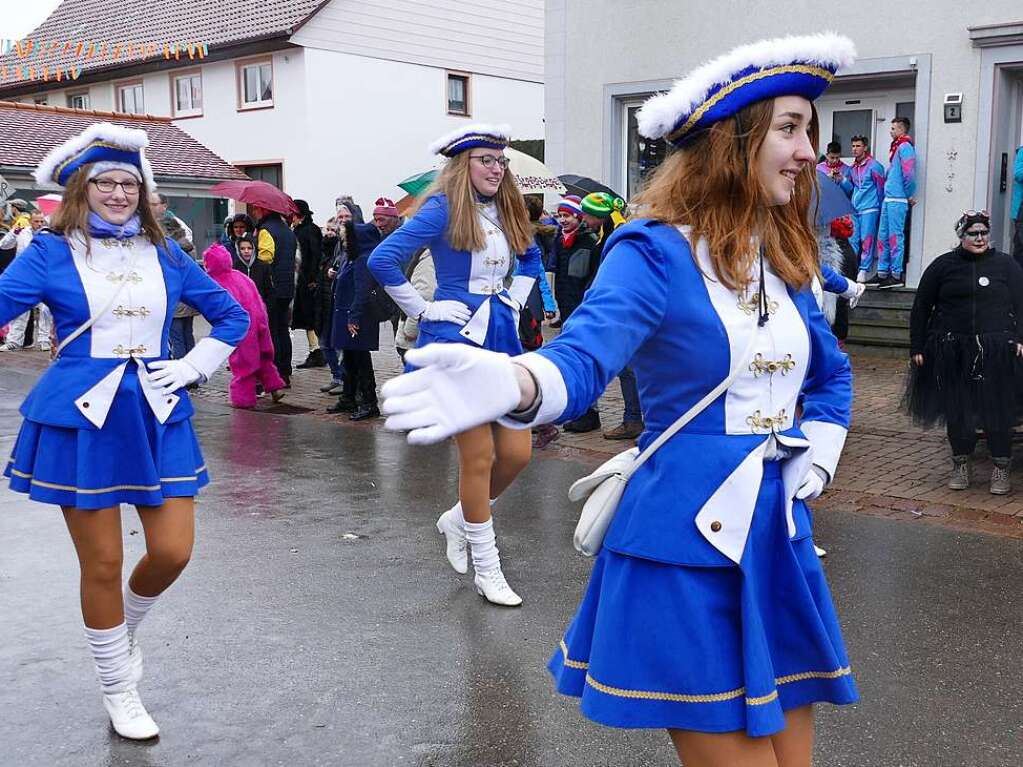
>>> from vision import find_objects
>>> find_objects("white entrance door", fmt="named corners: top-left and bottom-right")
top-left (817, 89), bottom-right (916, 164)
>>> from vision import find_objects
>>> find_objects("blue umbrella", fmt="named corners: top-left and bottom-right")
top-left (812, 169), bottom-right (854, 227)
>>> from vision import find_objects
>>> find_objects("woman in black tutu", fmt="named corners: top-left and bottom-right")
top-left (908, 210), bottom-right (1023, 494)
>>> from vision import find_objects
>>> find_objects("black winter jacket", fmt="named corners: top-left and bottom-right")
top-left (909, 247), bottom-right (1023, 355)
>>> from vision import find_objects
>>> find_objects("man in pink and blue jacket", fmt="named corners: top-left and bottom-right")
top-left (872, 117), bottom-right (916, 288)
top-left (843, 135), bottom-right (886, 281)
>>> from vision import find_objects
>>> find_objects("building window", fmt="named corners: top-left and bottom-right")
top-left (173, 72), bottom-right (203, 117)
top-left (447, 73), bottom-right (469, 116)
top-left (32, 95), bottom-right (47, 105)
top-left (117, 82), bottom-right (145, 114)
top-left (66, 91), bottom-right (90, 109)
top-left (625, 103), bottom-right (667, 200)
top-left (239, 60), bottom-right (273, 109)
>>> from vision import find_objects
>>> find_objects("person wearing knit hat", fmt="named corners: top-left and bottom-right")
top-left (368, 122), bottom-right (545, 607)
top-left (372, 197), bottom-right (402, 237)
top-left (552, 193), bottom-right (601, 432)
top-left (0, 122), bottom-right (249, 740)
top-left (378, 33), bottom-right (859, 760)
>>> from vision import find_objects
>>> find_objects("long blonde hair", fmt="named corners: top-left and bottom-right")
top-left (412, 151), bottom-right (533, 254)
top-left (50, 164), bottom-right (166, 255)
top-left (635, 98), bottom-right (820, 291)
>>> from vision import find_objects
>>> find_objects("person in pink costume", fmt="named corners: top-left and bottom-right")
top-left (202, 242), bottom-right (286, 408)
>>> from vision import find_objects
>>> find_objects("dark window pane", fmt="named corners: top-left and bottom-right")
top-left (260, 64), bottom-right (273, 102)
top-left (244, 67), bottom-right (258, 103)
top-left (447, 75), bottom-right (467, 113)
top-left (831, 109), bottom-right (872, 155)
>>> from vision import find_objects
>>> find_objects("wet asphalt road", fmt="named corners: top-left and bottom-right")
top-left (0, 364), bottom-right (1021, 767)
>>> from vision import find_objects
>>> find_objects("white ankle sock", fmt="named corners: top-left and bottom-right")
top-left (124, 586), bottom-right (160, 637)
top-left (465, 518), bottom-right (500, 573)
top-left (84, 623), bottom-right (133, 694)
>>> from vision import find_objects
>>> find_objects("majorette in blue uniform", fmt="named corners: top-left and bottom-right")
top-left (512, 34), bottom-right (862, 737)
top-left (380, 35), bottom-right (861, 737)
top-left (1, 123), bottom-right (248, 509)
top-left (368, 124), bottom-right (545, 359)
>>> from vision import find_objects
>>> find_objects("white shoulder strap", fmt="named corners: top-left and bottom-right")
top-left (624, 321), bottom-right (758, 480)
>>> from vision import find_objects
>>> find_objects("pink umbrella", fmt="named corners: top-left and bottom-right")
top-left (34, 193), bottom-right (62, 217)
top-left (209, 180), bottom-right (299, 216)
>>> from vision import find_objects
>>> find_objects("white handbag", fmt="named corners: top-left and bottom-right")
top-left (569, 325), bottom-right (759, 556)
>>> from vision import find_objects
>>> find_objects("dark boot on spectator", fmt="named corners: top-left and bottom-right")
top-left (563, 409), bottom-right (601, 433)
top-left (350, 403), bottom-right (380, 421)
top-left (604, 421), bottom-right (644, 441)
top-left (296, 348), bottom-right (326, 369)
top-left (326, 396), bottom-right (356, 414)
top-left (990, 458), bottom-right (1011, 495)
top-left (947, 455), bottom-right (970, 490)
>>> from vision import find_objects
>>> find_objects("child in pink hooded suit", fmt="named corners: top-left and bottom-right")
top-left (203, 242), bottom-right (286, 408)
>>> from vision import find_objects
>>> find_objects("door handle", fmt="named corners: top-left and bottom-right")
top-left (1000, 153), bottom-right (1008, 193)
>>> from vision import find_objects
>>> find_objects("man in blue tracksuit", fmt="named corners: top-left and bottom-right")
top-left (843, 135), bottom-right (886, 281)
top-left (871, 116), bottom-right (916, 288)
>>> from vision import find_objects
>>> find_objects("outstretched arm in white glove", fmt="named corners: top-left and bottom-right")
top-left (380, 344), bottom-right (533, 444)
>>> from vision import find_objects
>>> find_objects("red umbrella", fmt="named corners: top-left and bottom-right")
top-left (209, 180), bottom-right (299, 216)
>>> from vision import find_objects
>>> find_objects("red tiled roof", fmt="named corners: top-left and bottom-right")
top-left (0, 101), bottom-right (248, 183)
top-left (0, 0), bottom-right (326, 93)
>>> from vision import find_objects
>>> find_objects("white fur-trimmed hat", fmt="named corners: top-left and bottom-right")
top-left (429, 123), bottom-right (511, 157)
top-left (34, 122), bottom-right (157, 190)
top-left (638, 33), bottom-right (856, 147)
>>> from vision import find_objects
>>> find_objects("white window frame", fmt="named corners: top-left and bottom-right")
top-left (66, 90), bottom-right (90, 109)
top-left (172, 70), bottom-right (203, 117)
top-left (238, 58), bottom-right (273, 110)
top-left (116, 81), bottom-right (145, 115)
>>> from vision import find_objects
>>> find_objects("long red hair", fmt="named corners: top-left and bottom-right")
top-left (635, 98), bottom-right (820, 291)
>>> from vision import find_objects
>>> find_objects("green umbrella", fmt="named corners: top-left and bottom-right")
top-left (397, 169), bottom-right (438, 197)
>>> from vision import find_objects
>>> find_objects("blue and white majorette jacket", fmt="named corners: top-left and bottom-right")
top-left (0, 232), bottom-right (248, 430)
top-left (368, 194), bottom-right (544, 346)
top-left (504, 220), bottom-right (851, 566)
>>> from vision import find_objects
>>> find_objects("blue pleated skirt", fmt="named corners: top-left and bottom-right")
top-left (4, 375), bottom-right (209, 510)
top-left (548, 461), bottom-right (858, 737)
top-left (406, 297), bottom-right (522, 372)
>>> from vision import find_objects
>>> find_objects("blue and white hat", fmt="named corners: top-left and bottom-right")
top-left (34, 122), bottom-right (156, 190)
top-left (429, 123), bottom-right (511, 158)
top-left (638, 33), bottom-right (856, 148)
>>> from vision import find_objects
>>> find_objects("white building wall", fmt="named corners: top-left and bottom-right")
top-left (281, 46), bottom-right (543, 220)
top-left (169, 49), bottom-right (309, 185)
top-left (547, 0), bottom-right (1022, 277)
top-left (290, 0), bottom-right (544, 83)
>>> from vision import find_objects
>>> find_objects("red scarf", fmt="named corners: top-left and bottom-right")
top-left (561, 228), bottom-right (578, 249)
top-left (889, 134), bottom-right (913, 162)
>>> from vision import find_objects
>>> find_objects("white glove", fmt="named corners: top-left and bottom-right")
top-left (421, 300), bottom-right (472, 324)
top-left (843, 280), bottom-right (866, 309)
top-left (795, 465), bottom-right (829, 501)
top-left (380, 344), bottom-right (521, 444)
top-left (147, 359), bottom-right (202, 396)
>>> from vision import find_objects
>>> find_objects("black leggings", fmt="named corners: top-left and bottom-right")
top-left (947, 425), bottom-right (1012, 460)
